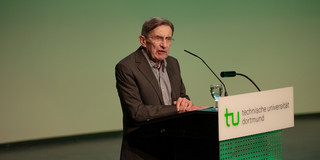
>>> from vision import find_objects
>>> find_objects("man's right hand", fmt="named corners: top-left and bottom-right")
top-left (174, 97), bottom-right (208, 113)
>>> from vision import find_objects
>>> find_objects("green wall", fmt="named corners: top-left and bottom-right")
top-left (1, 0), bottom-right (319, 144)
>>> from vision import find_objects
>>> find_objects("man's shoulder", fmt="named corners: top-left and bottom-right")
top-left (117, 47), bottom-right (142, 66)
top-left (167, 55), bottom-right (178, 61)
top-left (166, 55), bottom-right (179, 66)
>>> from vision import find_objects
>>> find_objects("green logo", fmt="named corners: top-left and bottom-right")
top-left (225, 108), bottom-right (240, 127)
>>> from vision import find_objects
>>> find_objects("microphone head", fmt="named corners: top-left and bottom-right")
top-left (221, 71), bottom-right (237, 77)
top-left (184, 49), bottom-right (198, 58)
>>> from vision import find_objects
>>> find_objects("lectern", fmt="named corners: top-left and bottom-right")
top-left (128, 87), bottom-right (294, 159)
top-left (129, 111), bottom-right (219, 159)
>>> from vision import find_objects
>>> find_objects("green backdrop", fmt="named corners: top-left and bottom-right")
top-left (1, 0), bottom-right (319, 144)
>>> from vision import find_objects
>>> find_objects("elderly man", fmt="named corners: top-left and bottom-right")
top-left (115, 17), bottom-right (205, 159)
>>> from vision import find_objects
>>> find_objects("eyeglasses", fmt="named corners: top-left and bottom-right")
top-left (147, 35), bottom-right (174, 43)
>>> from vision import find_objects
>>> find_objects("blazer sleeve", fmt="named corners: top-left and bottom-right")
top-left (115, 62), bottom-right (177, 123)
top-left (176, 58), bottom-right (190, 100)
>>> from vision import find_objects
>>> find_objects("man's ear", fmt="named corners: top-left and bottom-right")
top-left (139, 35), bottom-right (147, 48)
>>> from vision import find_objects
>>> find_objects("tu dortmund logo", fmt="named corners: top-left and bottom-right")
top-left (225, 108), bottom-right (240, 127)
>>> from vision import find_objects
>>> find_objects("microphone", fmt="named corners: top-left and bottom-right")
top-left (184, 50), bottom-right (228, 96)
top-left (220, 71), bottom-right (261, 92)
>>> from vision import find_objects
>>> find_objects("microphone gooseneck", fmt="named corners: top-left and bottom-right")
top-left (184, 50), bottom-right (228, 96)
top-left (220, 71), bottom-right (261, 92)
top-left (220, 71), bottom-right (236, 77)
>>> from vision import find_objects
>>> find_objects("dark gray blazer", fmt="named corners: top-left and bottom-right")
top-left (115, 47), bottom-right (189, 159)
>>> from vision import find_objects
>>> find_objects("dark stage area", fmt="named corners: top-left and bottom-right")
top-left (0, 115), bottom-right (319, 160)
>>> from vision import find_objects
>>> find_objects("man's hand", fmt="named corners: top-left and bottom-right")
top-left (174, 97), bottom-right (208, 113)
top-left (174, 97), bottom-right (192, 113)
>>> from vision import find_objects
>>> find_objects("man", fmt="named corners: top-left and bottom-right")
top-left (115, 17), bottom-right (206, 159)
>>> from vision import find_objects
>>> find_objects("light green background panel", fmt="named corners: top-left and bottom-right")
top-left (0, 1), bottom-right (129, 143)
top-left (174, 1), bottom-right (320, 112)
top-left (0, 0), bottom-right (320, 144)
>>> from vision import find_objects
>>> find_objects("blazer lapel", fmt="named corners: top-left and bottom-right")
top-left (166, 59), bottom-right (178, 102)
top-left (135, 49), bottom-right (164, 105)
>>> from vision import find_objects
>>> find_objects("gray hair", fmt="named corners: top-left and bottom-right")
top-left (141, 17), bottom-right (174, 37)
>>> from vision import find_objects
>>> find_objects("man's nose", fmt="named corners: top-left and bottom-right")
top-left (160, 39), bottom-right (167, 48)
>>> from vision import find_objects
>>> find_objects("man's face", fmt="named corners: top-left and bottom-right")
top-left (139, 25), bottom-right (173, 63)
